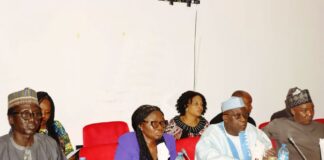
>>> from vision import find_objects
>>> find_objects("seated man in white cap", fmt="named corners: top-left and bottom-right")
top-left (210, 90), bottom-right (256, 126)
top-left (263, 87), bottom-right (324, 160)
top-left (0, 88), bottom-right (66, 160)
top-left (196, 96), bottom-right (275, 160)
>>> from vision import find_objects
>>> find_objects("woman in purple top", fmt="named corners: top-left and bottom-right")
top-left (115, 105), bottom-right (177, 160)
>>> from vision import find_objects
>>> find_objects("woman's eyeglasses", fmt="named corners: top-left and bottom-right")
top-left (11, 110), bottom-right (42, 120)
top-left (143, 120), bottom-right (168, 129)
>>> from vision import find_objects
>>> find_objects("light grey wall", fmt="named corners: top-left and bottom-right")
top-left (0, 0), bottom-right (323, 146)
top-left (195, 0), bottom-right (324, 124)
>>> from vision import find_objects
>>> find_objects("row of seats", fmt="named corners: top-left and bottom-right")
top-left (78, 121), bottom-right (199, 160)
top-left (78, 119), bottom-right (324, 160)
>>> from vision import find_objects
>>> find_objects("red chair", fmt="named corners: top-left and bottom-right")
top-left (176, 136), bottom-right (200, 160)
top-left (315, 118), bottom-right (324, 124)
top-left (83, 121), bottom-right (129, 147)
top-left (258, 121), bottom-right (270, 129)
top-left (79, 143), bottom-right (117, 160)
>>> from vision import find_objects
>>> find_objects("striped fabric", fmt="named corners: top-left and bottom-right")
top-left (8, 88), bottom-right (39, 108)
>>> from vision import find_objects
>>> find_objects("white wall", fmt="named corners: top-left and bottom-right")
top-left (195, 0), bottom-right (324, 123)
top-left (1, 0), bottom-right (323, 147)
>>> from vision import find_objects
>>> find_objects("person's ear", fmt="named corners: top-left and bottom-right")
top-left (223, 113), bottom-right (229, 122)
top-left (290, 108), bottom-right (295, 116)
top-left (8, 116), bottom-right (14, 126)
top-left (138, 124), bottom-right (143, 131)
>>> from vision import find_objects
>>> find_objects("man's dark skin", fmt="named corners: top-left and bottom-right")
top-left (9, 103), bottom-right (42, 147)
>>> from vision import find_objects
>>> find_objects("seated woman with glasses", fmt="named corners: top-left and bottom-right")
top-left (37, 91), bottom-right (74, 157)
top-left (115, 105), bottom-right (177, 160)
top-left (165, 91), bottom-right (209, 140)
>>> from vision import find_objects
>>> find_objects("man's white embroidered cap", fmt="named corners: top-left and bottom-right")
top-left (221, 96), bottom-right (245, 112)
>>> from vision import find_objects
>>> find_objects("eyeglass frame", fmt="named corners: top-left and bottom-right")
top-left (11, 110), bottom-right (42, 120)
top-left (223, 112), bottom-right (249, 120)
top-left (142, 120), bottom-right (168, 129)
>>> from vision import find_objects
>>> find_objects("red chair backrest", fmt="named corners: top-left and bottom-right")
top-left (176, 136), bottom-right (200, 160)
top-left (83, 121), bottom-right (129, 147)
top-left (315, 118), bottom-right (324, 124)
top-left (258, 121), bottom-right (270, 129)
top-left (79, 143), bottom-right (117, 160)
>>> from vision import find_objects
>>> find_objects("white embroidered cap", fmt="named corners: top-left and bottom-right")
top-left (221, 96), bottom-right (245, 112)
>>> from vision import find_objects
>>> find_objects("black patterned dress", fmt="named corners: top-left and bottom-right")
top-left (165, 115), bottom-right (209, 140)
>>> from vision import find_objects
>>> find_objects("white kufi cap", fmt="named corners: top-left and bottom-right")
top-left (221, 96), bottom-right (245, 112)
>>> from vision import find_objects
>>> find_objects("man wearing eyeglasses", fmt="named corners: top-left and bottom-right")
top-left (0, 88), bottom-right (66, 160)
top-left (196, 96), bottom-right (275, 160)
top-left (210, 90), bottom-right (256, 126)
